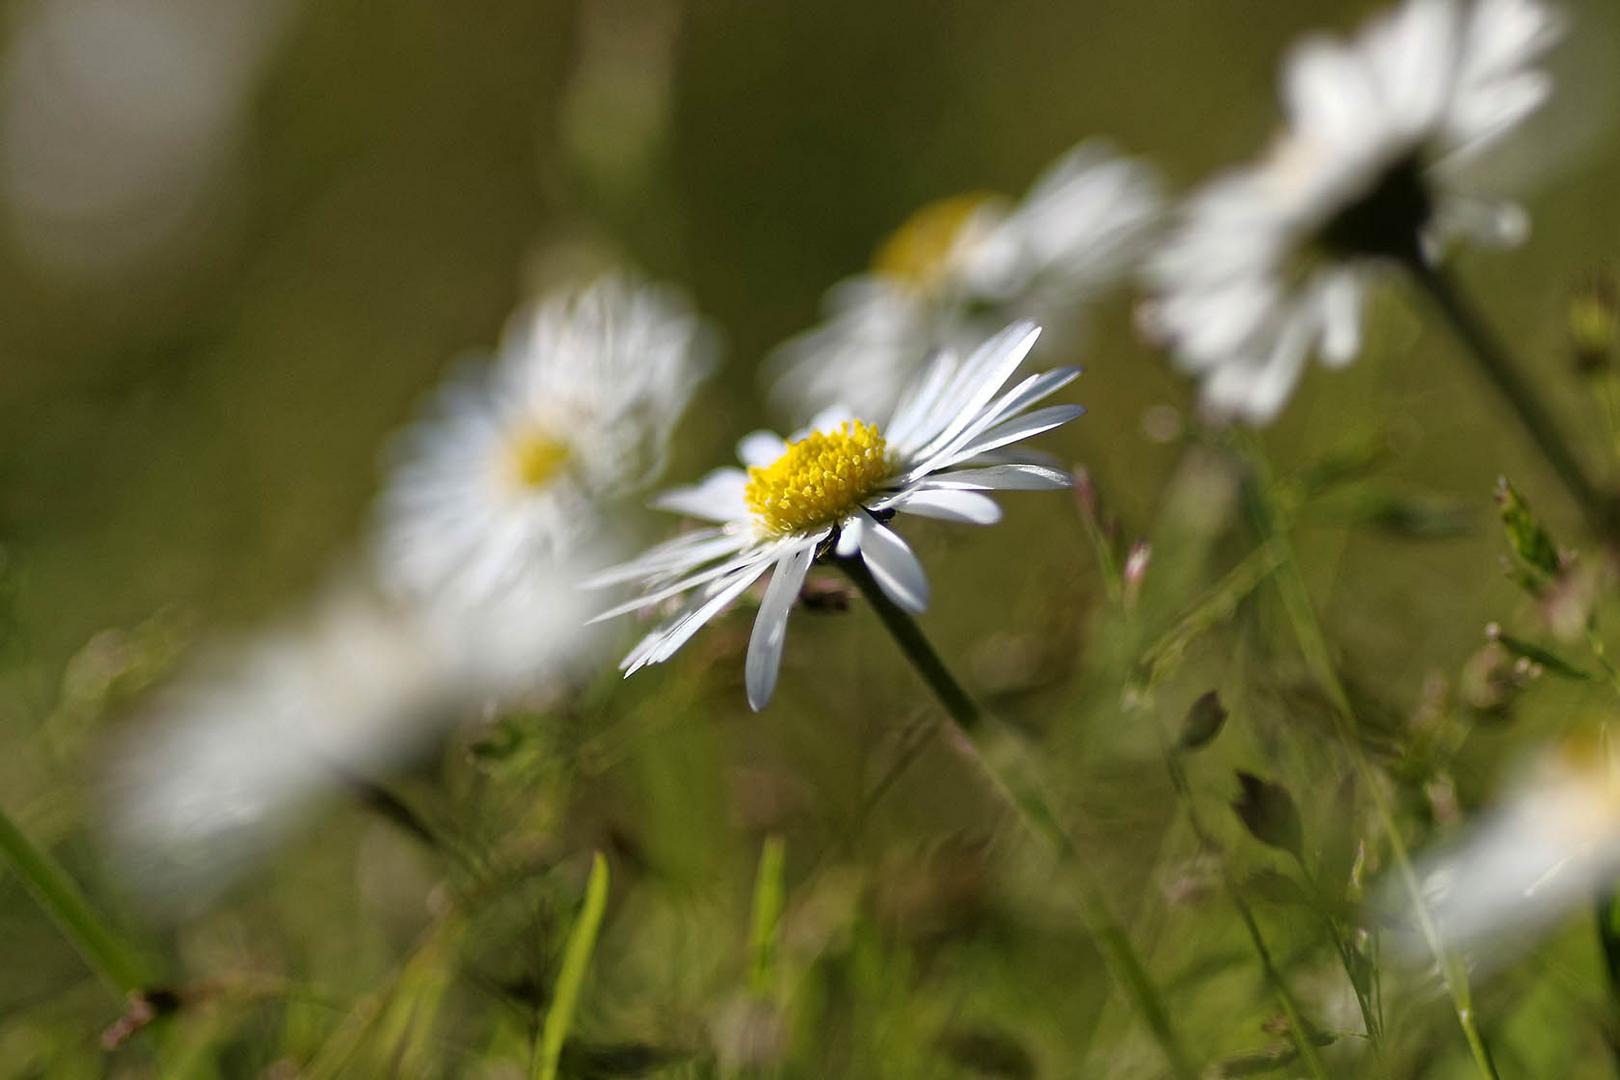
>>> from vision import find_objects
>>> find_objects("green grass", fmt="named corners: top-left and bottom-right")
top-left (4, 0), bottom-right (1620, 1076)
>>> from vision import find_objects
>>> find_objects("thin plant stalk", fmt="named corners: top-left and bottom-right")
top-left (1156, 728), bottom-right (1337, 1079)
top-left (1241, 441), bottom-right (1500, 1080)
top-left (1406, 257), bottom-right (1612, 538)
top-left (840, 555), bottom-right (1198, 1080)
top-left (0, 801), bottom-right (149, 997)
top-left (1292, 852), bottom-right (1385, 1051)
top-left (533, 852), bottom-right (611, 1080)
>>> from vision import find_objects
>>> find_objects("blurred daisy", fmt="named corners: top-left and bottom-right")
top-left (589, 321), bottom-right (1080, 711)
top-left (105, 582), bottom-right (452, 912)
top-left (1394, 733), bottom-right (1620, 959)
top-left (1146, 0), bottom-right (1562, 422)
top-left (767, 142), bottom-right (1160, 422)
top-left (376, 274), bottom-right (714, 606)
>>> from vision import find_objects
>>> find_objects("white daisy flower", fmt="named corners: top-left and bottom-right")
top-left (767, 142), bottom-right (1161, 423)
top-left (104, 582), bottom-right (454, 912)
top-left (588, 321), bottom-right (1081, 711)
top-left (1392, 734), bottom-right (1620, 961)
top-left (376, 274), bottom-right (715, 606)
top-left (1147, 0), bottom-right (1563, 423)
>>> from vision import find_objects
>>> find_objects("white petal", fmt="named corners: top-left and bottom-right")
top-left (737, 431), bottom-right (787, 468)
top-left (1365, 0), bottom-right (1458, 134)
top-left (918, 403), bottom-right (1085, 473)
top-left (920, 365), bottom-right (1083, 468)
top-left (745, 543), bottom-right (816, 711)
top-left (582, 528), bottom-right (746, 588)
top-left (1282, 38), bottom-right (1382, 149)
top-left (651, 468), bottom-right (749, 522)
top-left (885, 348), bottom-right (959, 447)
top-left (1318, 274), bottom-right (1365, 368)
top-left (856, 518), bottom-right (930, 613)
top-left (835, 515), bottom-right (864, 558)
top-left (622, 560), bottom-right (773, 674)
top-left (917, 464), bottom-right (1073, 491)
top-left (590, 540), bottom-right (785, 624)
top-left (903, 323), bottom-right (1042, 460)
top-left (895, 489), bottom-right (1003, 525)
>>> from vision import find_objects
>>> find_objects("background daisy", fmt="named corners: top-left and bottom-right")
top-left (766, 141), bottom-right (1160, 424)
top-left (375, 274), bottom-right (716, 607)
top-left (1147, 0), bottom-right (1563, 423)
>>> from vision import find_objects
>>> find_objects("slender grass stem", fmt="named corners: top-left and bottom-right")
top-left (839, 556), bottom-right (1197, 1080)
top-left (533, 853), bottom-right (611, 1080)
top-left (0, 801), bottom-right (149, 996)
top-left (746, 836), bottom-right (786, 998)
top-left (1292, 853), bottom-right (1385, 1053)
top-left (1239, 439), bottom-right (1500, 1080)
top-left (1407, 258), bottom-right (1613, 539)
top-left (1157, 731), bottom-right (1335, 1079)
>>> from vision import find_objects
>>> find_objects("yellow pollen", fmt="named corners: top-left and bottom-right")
top-left (506, 428), bottom-right (570, 490)
top-left (745, 421), bottom-right (891, 535)
top-left (872, 192), bottom-right (998, 291)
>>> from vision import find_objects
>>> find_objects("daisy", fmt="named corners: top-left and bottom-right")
top-left (1146, 0), bottom-right (1562, 423)
top-left (105, 581), bottom-right (453, 911)
top-left (1393, 734), bottom-right (1620, 962)
top-left (767, 142), bottom-right (1160, 423)
top-left (375, 274), bottom-right (714, 606)
top-left (588, 321), bottom-right (1081, 711)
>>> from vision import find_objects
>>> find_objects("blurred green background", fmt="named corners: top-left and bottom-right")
top-left (3, 0), bottom-right (1620, 1075)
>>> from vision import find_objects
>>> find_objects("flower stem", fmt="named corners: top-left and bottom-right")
top-left (1239, 439), bottom-right (1500, 1080)
top-left (1158, 733), bottom-right (1337, 1079)
top-left (839, 556), bottom-right (1197, 1080)
top-left (1407, 257), bottom-right (1614, 538)
top-left (0, 800), bottom-right (150, 997)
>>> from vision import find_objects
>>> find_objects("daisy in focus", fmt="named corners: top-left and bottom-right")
top-left (376, 274), bottom-right (715, 607)
top-left (767, 142), bottom-right (1160, 423)
top-left (1146, 0), bottom-right (1563, 422)
top-left (588, 321), bottom-right (1081, 711)
top-left (1394, 733), bottom-right (1620, 960)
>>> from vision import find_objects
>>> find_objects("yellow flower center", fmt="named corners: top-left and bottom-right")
top-left (506, 428), bottom-right (570, 490)
top-left (745, 421), bottom-right (891, 535)
top-left (872, 192), bottom-right (998, 292)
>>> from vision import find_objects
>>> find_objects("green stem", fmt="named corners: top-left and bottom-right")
top-left (840, 556), bottom-right (1197, 1080)
top-left (533, 853), bottom-right (611, 1080)
top-left (0, 801), bottom-right (149, 996)
top-left (1294, 854), bottom-right (1385, 1053)
top-left (1407, 258), bottom-right (1613, 538)
top-left (841, 556), bottom-right (981, 730)
top-left (1240, 440), bottom-right (1500, 1080)
top-left (1160, 740), bottom-right (1334, 1079)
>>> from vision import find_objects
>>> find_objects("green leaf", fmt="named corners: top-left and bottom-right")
top-left (1232, 773), bottom-right (1303, 860)
top-left (1495, 477), bottom-right (1561, 585)
top-left (1178, 691), bottom-right (1228, 751)
top-left (1493, 632), bottom-right (1591, 681)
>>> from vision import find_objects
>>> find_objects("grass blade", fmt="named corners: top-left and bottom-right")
top-left (0, 801), bottom-right (148, 996)
top-left (747, 835), bottom-right (786, 997)
top-left (534, 852), bottom-right (611, 1080)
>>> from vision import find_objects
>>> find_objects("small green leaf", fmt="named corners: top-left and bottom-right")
top-left (1493, 632), bottom-right (1591, 681)
top-left (1178, 691), bottom-right (1228, 751)
top-left (1495, 477), bottom-right (1561, 585)
top-left (1232, 773), bottom-right (1303, 860)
